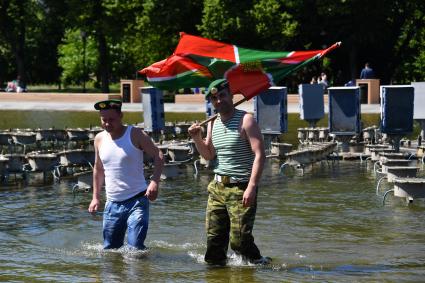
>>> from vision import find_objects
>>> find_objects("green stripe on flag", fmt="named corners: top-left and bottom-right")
top-left (237, 47), bottom-right (291, 63)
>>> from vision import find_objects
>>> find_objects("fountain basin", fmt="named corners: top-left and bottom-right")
top-left (58, 149), bottom-right (89, 166)
top-left (167, 145), bottom-right (191, 162)
top-left (0, 132), bottom-right (13, 145)
top-left (66, 128), bottom-right (89, 141)
top-left (286, 150), bottom-right (312, 165)
top-left (379, 152), bottom-right (408, 161)
top-left (270, 142), bottom-right (293, 158)
top-left (3, 154), bottom-right (26, 172)
top-left (323, 142), bottom-right (337, 156)
top-left (11, 132), bottom-right (37, 145)
top-left (0, 155), bottom-right (9, 173)
top-left (365, 144), bottom-right (390, 155)
top-left (35, 128), bottom-right (68, 141)
top-left (381, 159), bottom-right (414, 173)
top-left (370, 148), bottom-right (395, 161)
top-left (393, 177), bottom-right (425, 199)
top-left (174, 123), bottom-right (191, 135)
top-left (26, 151), bottom-right (59, 171)
top-left (386, 166), bottom-right (419, 182)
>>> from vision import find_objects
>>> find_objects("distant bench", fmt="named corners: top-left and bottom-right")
top-left (0, 92), bottom-right (121, 103)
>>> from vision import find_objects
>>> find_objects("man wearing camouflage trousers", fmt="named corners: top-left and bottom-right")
top-left (188, 79), bottom-right (269, 265)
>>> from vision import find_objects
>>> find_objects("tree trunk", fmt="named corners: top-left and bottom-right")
top-left (15, 10), bottom-right (27, 84)
top-left (1, 0), bottom-right (27, 84)
top-left (97, 31), bottom-right (110, 93)
top-left (348, 44), bottom-right (358, 81)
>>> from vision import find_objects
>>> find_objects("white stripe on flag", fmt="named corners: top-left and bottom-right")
top-left (286, 51), bottom-right (295, 58)
top-left (233, 45), bottom-right (240, 64)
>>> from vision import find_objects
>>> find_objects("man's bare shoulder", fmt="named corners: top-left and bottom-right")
top-left (130, 126), bottom-right (152, 149)
top-left (242, 112), bottom-right (256, 127)
top-left (94, 130), bottom-right (105, 145)
top-left (131, 126), bottom-right (148, 139)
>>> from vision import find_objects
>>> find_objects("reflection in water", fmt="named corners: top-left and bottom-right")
top-left (0, 160), bottom-right (425, 281)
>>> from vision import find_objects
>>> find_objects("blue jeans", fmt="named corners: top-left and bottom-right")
top-left (103, 194), bottom-right (149, 249)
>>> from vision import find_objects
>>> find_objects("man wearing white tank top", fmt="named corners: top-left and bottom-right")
top-left (88, 99), bottom-right (164, 250)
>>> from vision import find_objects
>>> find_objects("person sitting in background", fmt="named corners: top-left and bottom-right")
top-left (5, 80), bottom-right (17, 92)
top-left (5, 76), bottom-right (27, 93)
top-left (310, 76), bottom-right (317, 84)
top-left (360, 63), bottom-right (375, 79)
top-left (16, 76), bottom-right (27, 92)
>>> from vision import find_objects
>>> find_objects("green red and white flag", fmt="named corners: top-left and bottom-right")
top-left (139, 33), bottom-right (341, 100)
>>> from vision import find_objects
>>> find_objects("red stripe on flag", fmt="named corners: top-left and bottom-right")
top-left (226, 65), bottom-right (272, 100)
top-left (139, 54), bottom-right (212, 79)
top-left (175, 32), bottom-right (236, 63)
top-left (280, 42), bottom-right (341, 64)
top-left (280, 51), bottom-right (321, 64)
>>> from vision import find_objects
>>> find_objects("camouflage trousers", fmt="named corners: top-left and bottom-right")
top-left (205, 180), bottom-right (262, 265)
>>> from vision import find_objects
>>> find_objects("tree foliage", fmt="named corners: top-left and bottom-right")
top-left (133, 0), bottom-right (203, 68)
top-left (0, 0), bottom-right (425, 92)
top-left (57, 29), bottom-right (98, 87)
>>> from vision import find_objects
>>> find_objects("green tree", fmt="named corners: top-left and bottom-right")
top-left (61, 0), bottom-right (135, 92)
top-left (248, 0), bottom-right (298, 50)
top-left (0, 0), bottom-right (37, 85)
top-left (198, 0), bottom-right (255, 46)
top-left (390, 3), bottom-right (425, 83)
top-left (57, 29), bottom-right (98, 87)
top-left (0, 0), bottom-right (68, 85)
top-left (306, 0), bottom-right (425, 84)
top-left (28, 0), bottom-right (69, 85)
top-left (132, 0), bottom-right (203, 70)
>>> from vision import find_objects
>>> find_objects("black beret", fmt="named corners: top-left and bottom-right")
top-left (94, 99), bottom-right (122, 110)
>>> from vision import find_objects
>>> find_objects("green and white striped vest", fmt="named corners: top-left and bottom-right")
top-left (212, 109), bottom-right (254, 182)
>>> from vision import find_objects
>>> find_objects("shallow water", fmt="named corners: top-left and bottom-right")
top-left (1, 160), bottom-right (425, 282)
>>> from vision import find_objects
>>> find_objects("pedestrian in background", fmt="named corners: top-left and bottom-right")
top-left (360, 62), bottom-right (375, 79)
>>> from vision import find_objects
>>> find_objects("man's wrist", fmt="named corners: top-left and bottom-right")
top-left (247, 183), bottom-right (257, 190)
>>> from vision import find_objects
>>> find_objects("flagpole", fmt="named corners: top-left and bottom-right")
top-left (199, 97), bottom-right (247, 126)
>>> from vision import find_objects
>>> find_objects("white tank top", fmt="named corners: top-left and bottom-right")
top-left (99, 125), bottom-right (147, 201)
